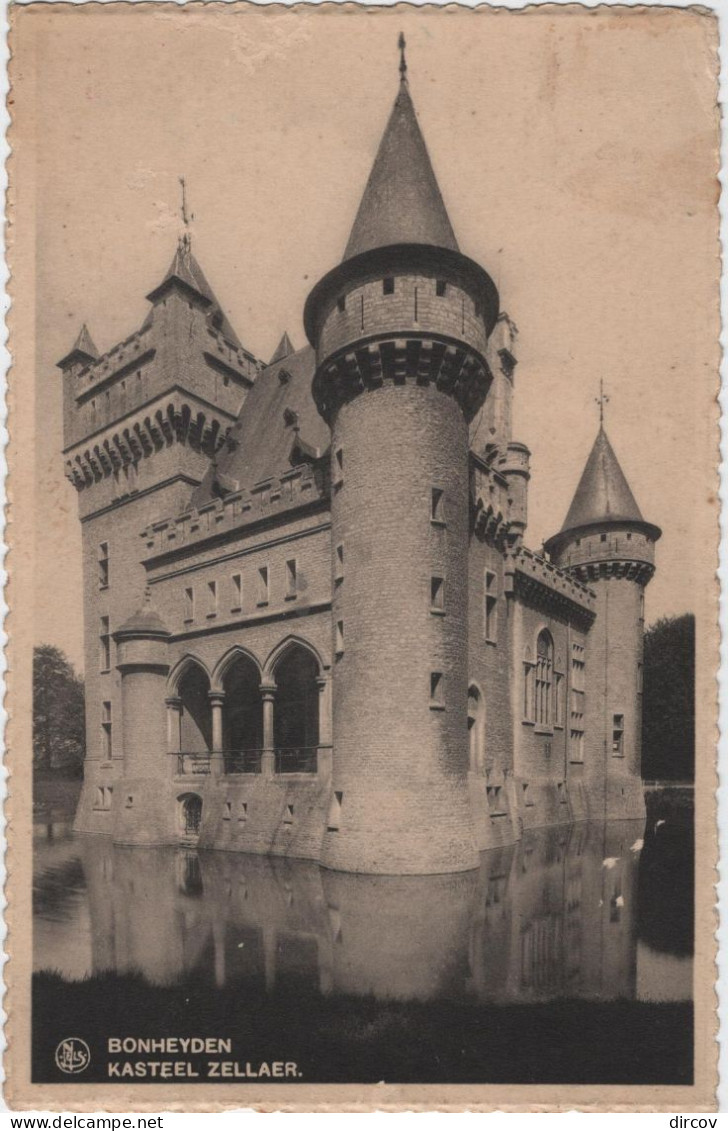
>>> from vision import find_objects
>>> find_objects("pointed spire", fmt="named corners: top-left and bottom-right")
top-left (57, 323), bottom-right (99, 369)
top-left (270, 331), bottom-right (295, 365)
top-left (398, 32), bottom-right (408, 85)
top-left (146, 239), bottom-right (243, 348)
top-left (560, 427), bottom-right (646, 534)
top-left (343, 48), bottom-right (458, 261)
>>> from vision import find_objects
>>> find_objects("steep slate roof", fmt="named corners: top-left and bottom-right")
top-left (58, 323), bottom-right (99, 368)
top-left (343, 80), bottom-right (459, 260)
top-left (147, 239), bottom-right (244, 349)
top-left (190, 345), bottom-right (329, 508)
top-left (560, 427), bottom-right (645, 534)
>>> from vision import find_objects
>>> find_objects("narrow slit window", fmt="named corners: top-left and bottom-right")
top-left (284, 804), bottom-right (294, 825)
top-left (431, 487), bottom-right (445, 524)
top-left (335, 620), bottom-right (344, 657)
top-left (285, 559), bottom-right (298, 599)
top-left (207, 580), bottom-right (218, 617)
top-left (99, 616), bottom-right (111, 672)
top-left (430, 671), bottom-right (444, 708)
top-left (257, 566), bottom-right (269, 606)
top-left (484, 570), bottom-right (497, 641)
top-left (223, 801), bottom-right (232, 820)
top-left (239, 802), bottom-right (248, 822)
top-left (612, 713), bottom-right (625, 756)
top-left (184, 587), bottom-right (194, 622)
top-left (436, 279), bottom-right (447, 297)
top-left (337, 295), bottom-right (346, 313)
top-left (335, 544), bottom-right (344, 584)
top-left (430, 576), bottom-right (445, 611)
top-left (231, 573), bottom-right (242, 611)
top-left (383, 276), bottom-right (394, 295)
top-left (101, 700), bottom-right (112, 760)
top-left (98, 542), bottom-right (109, 589)
top-left (328, 790), bottom-right (343, 832)
top-left (334, 447), bottom-right (344, 485)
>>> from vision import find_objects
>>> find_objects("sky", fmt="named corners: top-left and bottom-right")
top-left (22, 4), bottom-right (719, 674)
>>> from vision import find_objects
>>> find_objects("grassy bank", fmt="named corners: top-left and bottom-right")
top-left (33, 970), bottom-right (692, 1086)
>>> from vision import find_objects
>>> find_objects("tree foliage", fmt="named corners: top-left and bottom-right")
top-left (641, 614), bottom-right (694, 782)
top-left (33, 645), bottom-right (85, 778)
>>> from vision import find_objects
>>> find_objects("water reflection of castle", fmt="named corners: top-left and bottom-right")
top-left (74, 822), bottom-right (644, 1003)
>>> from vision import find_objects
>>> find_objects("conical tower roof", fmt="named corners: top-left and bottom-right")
top-left (560, 427), bottom-right (644, 533)
top-left (57, 323), bottom-right (99, 369)
top-left (146, 237), bottom-right (243, 348)
top-left (343, 80), bottom-right (458, 261)
top-left (270, 331), bottom-right (295, 364)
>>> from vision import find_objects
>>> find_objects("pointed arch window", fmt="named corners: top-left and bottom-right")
top-left (535, 630), bottom-right (554, 727)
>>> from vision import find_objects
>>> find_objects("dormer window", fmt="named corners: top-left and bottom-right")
top-left (383, 277), bottom-right (395, 295)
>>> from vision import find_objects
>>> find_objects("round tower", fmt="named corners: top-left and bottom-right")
top-left (304, 46), bottom-right (499, 874)
top-left (544, 424), bottom-right (661, 819)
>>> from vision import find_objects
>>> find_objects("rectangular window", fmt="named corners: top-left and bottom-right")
top-left (337, 295), bottom-right (346, 313)
top-left (101, 700), bottom-right (112, 760)
top-left (639, 592), bottom-right (645, 622)
top-left (484, 570), bottom-right (497, 641)
top-left (436, 279), bottom-right (447, 297)
top-left (239, 801), bottom-right (248, 823)
top-left (98, 542), bottom-right (109, 589)
top-left (612, 713), bottom-right (625, 756)
top-left (223, 801), bottom-right (232, 820)
top-left (335, 620), bottom-right (344, 657)
top-left (257, 566), bottom-right (269, 607)
top-left (523, 663), bottom-right (533, 720)
top-left (231, 573), bottom-right (242, 611)
top-left (431, 486), bottom-right (445, 524)
top-left (554, 672), bottom-right (564, 726)
top-left (207, 580), bottom-right (218, 617)
top-left (184, 587), bottom-right (194, 622)
top-left (430, 671), bottom-right (444, 709)
top-left (285, 559), bottom-right (298, 599)
top-left (284, 804), bottom-right (294, 825)
top-left (430, 575), bottom-right (445, 612)
top-left (335, 544), bottom-right (344, 585)
top-left (99, 616), bottom-right (111, 672)
top-left (383, 276), bottom-right (394, 295)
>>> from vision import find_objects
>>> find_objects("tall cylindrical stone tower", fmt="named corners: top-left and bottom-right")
top-left (544, 425), bottom-right (661, 820)
top-left (304, 55), bottom-right (499, 874)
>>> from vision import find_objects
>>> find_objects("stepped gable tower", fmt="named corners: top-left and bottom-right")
top-left (304, 39), bottom-right (500, 874)
top-left (544, 419), bottom-right (661, 818)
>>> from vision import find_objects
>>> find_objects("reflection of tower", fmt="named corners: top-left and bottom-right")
top-left (545, 424), bottom-right (660, 820)
top-left (304, 44), bottom-right (499, 875)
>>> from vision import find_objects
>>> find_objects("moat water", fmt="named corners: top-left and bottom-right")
top-left (34, 798), bottom-right (692, 1005)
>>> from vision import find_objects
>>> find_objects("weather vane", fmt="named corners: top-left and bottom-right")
top-left (595, 379), bottom-right (609, 427)
top-left (398, 32), bottom-right (407, 83)
top-left (178, 176), bottom-right (194, 249)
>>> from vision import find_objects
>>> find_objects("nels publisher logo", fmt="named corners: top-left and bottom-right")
top-left (55, 1038), bottom-right (91, 1075)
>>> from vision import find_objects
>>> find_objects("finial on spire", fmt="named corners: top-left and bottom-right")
top-left (398, 32), bottom-right (407, 84)
top-left (178, 176), bottom-right (194, 252)
top-left (595, 379), bottom-right (609, 428)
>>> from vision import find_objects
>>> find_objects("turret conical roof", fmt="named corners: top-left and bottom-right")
top-left (561, 427), bottom-right (645, 533)
top-left (270, 331), bottom-right (295, 364)
top-left (146, 237), bottom-right (243, 348)
top-left (343, 81), bottom-right (459, 261)
top-left (57, 323), bottom-right (99, 369)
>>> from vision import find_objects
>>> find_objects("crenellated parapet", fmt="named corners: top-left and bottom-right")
top-left (515, 546), bottom-right (596, 627)
top-left (140, 462), bottom-right (329, 560)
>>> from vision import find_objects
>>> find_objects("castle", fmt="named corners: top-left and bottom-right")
top-left (61, 51), bottom-right (660, 876)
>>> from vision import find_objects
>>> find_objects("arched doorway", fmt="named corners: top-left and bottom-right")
top-left (468, 684), bottom-right (486, 773)
top-left (179, 793), bottom-right (203, 840)
top-left (178, 664), bottom-right (212, 772)
top-left (273, 644), bottom-right (320, 773)
top-left (222, 653), bottom-right (263, 774)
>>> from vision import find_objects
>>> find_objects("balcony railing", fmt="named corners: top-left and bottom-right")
top-left (274, 747), bottom-right (318, 774)
top-left (173, 748), bottom-right (318, 776)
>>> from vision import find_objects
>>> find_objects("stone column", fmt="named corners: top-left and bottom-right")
top-left (316, 673), bottom-right (333, 779)
top-left (260, 683), bottom-right (277, 779)
top-left (208, 691), bottom-right (225, 778)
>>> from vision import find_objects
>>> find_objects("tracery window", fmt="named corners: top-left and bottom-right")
top-left (535, 630), bottom-right (554, 727)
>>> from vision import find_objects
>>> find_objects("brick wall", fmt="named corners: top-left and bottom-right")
top-left (321, 381), bottom-right (478, 874)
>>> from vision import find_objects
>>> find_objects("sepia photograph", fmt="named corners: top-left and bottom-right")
top-left (5, 1), bottom-right (719, 1109)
